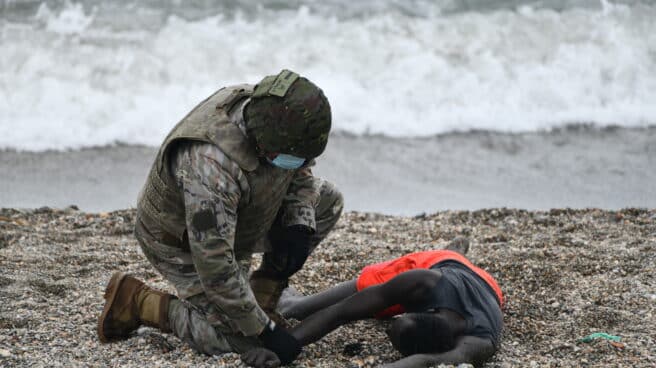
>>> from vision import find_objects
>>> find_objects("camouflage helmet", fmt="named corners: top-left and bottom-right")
top-left (244, 69), bottom-right (331, 159)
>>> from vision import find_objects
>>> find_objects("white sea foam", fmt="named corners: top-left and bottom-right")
top-left (1, 1), bottom-right (655, 150)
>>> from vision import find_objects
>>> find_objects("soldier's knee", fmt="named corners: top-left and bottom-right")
top-left (318, 180), bottom-right (344, 219)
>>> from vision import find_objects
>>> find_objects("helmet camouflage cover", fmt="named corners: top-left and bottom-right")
top-left (244, 69), bottom-right (331, 159)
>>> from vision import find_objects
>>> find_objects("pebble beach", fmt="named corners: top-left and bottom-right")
top-left (0, 207), bottom-right (654, 367)
top-left (3, 1), bottom-right (656, 366)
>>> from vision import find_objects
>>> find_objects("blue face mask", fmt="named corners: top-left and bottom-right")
top-left (268, 153), bottom-right (306, 170)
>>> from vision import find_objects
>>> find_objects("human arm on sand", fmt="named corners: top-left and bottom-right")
top-left (377, 335), bottom-right (495, 368)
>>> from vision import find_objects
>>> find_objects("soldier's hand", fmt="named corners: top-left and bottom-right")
top-left (240, 347), bottom-right (281, 368)
top-left (258, 320), bottom-right (302, 365)
top-left (279, 225), bottom-right (313, 277)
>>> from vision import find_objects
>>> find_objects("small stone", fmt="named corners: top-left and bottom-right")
top-left (0, 349), bottom-right (11, 357)
top-left (342, 342), bottom-right (363, 356)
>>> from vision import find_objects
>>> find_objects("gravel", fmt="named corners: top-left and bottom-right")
top-left (0, 207), bottom-right (654, 367)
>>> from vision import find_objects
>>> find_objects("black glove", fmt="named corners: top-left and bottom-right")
top-left (258, 320), bottom-right (302, 365)
top-left (269, 224), bottom-right (313, 278)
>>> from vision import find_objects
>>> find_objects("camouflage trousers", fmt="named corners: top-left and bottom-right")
top-left (137, 179), bottom-right (343, 355)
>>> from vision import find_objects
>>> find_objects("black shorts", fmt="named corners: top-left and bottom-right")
top-left (405, 261), bottom-right (503, 347)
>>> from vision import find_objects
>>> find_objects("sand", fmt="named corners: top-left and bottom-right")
top-left (0, 207), bottom-right (654, 367)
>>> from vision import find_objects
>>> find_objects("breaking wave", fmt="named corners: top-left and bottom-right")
top-left (1, 0), bottom-right (655, 150)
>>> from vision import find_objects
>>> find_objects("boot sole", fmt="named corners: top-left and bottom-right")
top-left (97, 272), bottom-right (129, 343)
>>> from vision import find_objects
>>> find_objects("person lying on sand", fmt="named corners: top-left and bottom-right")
top-left (241, 238), bottom-right (503, 368)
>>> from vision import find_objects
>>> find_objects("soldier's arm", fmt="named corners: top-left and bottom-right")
top-left (265, 165), bottom-right (322, 277)
top-left (280, 165), bottom-right (320, 230)
top-left (175, 142), bottom-right (269, 337)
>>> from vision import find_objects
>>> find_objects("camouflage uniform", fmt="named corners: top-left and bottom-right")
top-left (135, 85), bottom-right (343, 355)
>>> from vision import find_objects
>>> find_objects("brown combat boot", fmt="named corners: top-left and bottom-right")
top-left (97, 272), bottom-right (174, 343)
top-left (250, 270), bottom-right (290, 328)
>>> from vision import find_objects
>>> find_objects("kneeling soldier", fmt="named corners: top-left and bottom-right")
top-left (97, 69), bottom-right (343, 365)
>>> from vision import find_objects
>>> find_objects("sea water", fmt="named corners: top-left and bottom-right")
top-left (1, 0), bottom-right (655, 151)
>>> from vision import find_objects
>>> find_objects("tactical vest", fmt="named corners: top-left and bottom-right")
top-left (137, 85), bottom-right (295, 258)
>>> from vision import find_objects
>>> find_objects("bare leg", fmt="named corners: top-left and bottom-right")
top-left (290, 269), bottom-right (442, 345)
top-left (277, 279), bottom-right (357, 320)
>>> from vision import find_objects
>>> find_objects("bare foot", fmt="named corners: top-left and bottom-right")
top-left (445, 236), bottom-right (470, 255)
top-left (276, 286), bottom-right (304, 319)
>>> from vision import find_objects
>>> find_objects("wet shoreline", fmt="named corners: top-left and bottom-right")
top-left (1, 127), bottom-right (655, 215)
